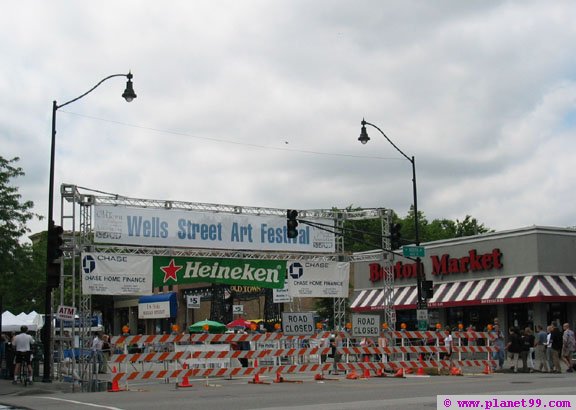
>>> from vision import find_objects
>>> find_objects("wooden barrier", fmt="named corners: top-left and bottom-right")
top-left (107, 330), bottom-right (496, 386)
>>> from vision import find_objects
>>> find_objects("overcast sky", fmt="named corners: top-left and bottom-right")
top-left (2, 1), bottom-right (576, 241)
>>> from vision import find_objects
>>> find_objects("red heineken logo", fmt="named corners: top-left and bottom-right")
top-left (160, 259), bottom-right (183, 283)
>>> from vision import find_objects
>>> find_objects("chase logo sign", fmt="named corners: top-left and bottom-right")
top-left (289, 262), bottom-right (304, 279)
top-left (82, 255), bottom-right (96, 274)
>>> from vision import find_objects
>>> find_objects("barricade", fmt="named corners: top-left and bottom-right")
top-left (107, 330), bottom-right (496, 389)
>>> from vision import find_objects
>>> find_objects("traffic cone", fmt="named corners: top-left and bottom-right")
top-left (314, 373), bottom-right (325, 381)
top-left (177, 375), bottom-right (193, 388)
top-left (108, 378), bottom-right (126, 392)
top-left (483, 364), bottom-right (492, 375)
top-left (363, 368), bottom-right (371, 379)
top-left (249, 373), bottom-right (268, 384)
top-left (416, 367), bottom-right (426, 376)
top-left (274, 372), bottom-right (283, 383)
top-left (394, 368), bottom-right (404, 378)
top-left (450, 366), bottom-right (462, 376)
top-left (346, 370), bottom-right (359, 380)
top-left (375, 368), bottom-right (387, 377)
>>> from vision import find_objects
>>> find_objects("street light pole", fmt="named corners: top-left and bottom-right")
top-left (358, 119), bottom-right (426, 310)
top-left (43, 72), bottom-right (136, 383)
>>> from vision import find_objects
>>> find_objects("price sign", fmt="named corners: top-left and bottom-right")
top-left (351, 314), bottom-right (380, 337)
top-left (187, 295), bottom-right (201, 309)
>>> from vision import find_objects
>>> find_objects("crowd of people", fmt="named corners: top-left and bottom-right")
top-left (491, 320), bottom-right (575, 373)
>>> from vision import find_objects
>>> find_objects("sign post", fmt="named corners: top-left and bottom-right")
top-left (403, 246), bottom-right (426, 258)
top-left (417, 309), bottom-right (429, 331)
top-left (351, 314), bottom-right (380, 338)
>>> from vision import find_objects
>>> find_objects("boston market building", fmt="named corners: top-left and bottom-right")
top-left (351, 226), bottom-right (576, 331)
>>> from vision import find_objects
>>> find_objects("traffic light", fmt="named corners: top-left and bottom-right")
top-left (46, 225), bottom-right (63, 288)
top-left (390, 223), bottom-right (402, 250)
top-left (422, 280), bottom-right (434, 299)
top-left (287, 210), bottom-right (299, 239)
top-left (47, 225), bottom-right (64, 262)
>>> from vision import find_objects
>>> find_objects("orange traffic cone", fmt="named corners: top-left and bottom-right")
top-left (177, 375), bottom-right (193, 388)
top-left (314, 373), bottom-right (325, 381)
top-left (108, 378), bottom-right (126, 392)
top-left (363, 368), bottom-right (371, 379)
top-left (249, 373), bottom-right (269, 384)
top-left (274, 372), bottom-right (283, 383)
top-left (416, 367), bottom-right (426, 376)
top-left (375, 368), bottom-right (387, 377)
top-left (483, 364), bottom-right (492, 375)
top-left (394, 368), bottom-right (405, 378)
top-left (346, 370), bottom-right (359, 380)
top-left (450, 366), bottom-right (462, 376)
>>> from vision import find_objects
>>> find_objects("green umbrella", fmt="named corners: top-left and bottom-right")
top-left (188, 319), bottom-right (227, 334)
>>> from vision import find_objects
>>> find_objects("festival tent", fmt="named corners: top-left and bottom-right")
top-left (1, 310), bottom-right (44, 332)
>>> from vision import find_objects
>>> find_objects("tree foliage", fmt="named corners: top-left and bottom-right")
top-left (0, 156), bottom-right (44, 313)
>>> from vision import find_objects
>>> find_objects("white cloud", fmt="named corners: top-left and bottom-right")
top-left (2, 0), bottom-right (576, 241)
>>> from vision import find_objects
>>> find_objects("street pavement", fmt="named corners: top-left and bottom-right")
top-left (1, 368), bottom-right (576, 410)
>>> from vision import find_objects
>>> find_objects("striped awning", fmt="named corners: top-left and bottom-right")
top-left (351, 275), bottom-right (576, 311)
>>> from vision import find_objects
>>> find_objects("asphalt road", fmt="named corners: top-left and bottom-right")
top-left (1, 371), bottom-right (575, 410)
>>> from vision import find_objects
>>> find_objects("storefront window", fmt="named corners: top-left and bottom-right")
top-left (546, 303), bottom-right (566, 328)
top-left (507, 304), bottom-right (533, 330)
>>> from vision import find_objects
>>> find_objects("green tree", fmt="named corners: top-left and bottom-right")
top-left (0, 156), bottom-right (43, 312)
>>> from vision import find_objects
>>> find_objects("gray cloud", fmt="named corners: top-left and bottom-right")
top-left (2, 0), bottom-right (576, 241)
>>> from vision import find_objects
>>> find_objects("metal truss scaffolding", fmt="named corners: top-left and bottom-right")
top-left (57, 184), bottom-right (394, 344)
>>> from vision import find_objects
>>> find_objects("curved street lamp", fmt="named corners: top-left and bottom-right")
top-left (358, 119), bottom-right (427, 310)
top-left (43, 72), bottom-right (136, 382)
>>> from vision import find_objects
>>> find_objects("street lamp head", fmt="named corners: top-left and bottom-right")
top-left (122, 72), bottom-right (137, 102)
top-left (358, 119), bottom-right (370, 144)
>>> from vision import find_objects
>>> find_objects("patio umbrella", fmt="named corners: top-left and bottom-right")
top-left (226, 318), bottom-right (252, 329)
top-left (188, 319), bottom-right (227, 334)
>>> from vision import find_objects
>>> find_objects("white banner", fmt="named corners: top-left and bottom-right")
top-left (94, 205), bottom-right (335, 253)
top-left (286, 261), bottom-right (350, 298)
top-left (139, 301), bottom-right (171, 319)
top-left (81, 253), bottom-right (153, 295)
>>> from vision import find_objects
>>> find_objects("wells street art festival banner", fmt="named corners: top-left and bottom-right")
top-left (81, 253), bottom-right (152, 295)
top-left (94, 204), bottom-right (335, 253)
top-left (81, 253), bottom-right (287, 294)
top-left (286, 260), bottom-right (350, 298)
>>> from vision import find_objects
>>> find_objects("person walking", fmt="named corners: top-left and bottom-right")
top-left (90, 332), bottom-right (104, 374)
top-left (549, 323), bottom-right (563, 373)
top-left (505, 327), bottom-right (522, 373)
top-left (534, 325), bottom-right (549, 373)
top-left (522, 327), bottom-right (535, 372)
top-left (491, 324), bottom-right (506, 371)
top-left (12, 326), bottom-right (34, 384)
top-left (561, 323), bottom-right (575, 372)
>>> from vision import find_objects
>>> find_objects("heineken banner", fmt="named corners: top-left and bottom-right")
top-left (81, 253), bottom-right (287, 293)
top-left (81, 253), bottom-right (153, 295)
top-left (286, 260), bottom-right (350, 298)
top-left (94, 204), bottom-right (335, 253)
top-left (153, 256), bottom-right (286, 289)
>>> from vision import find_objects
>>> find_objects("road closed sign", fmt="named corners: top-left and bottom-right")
top-left (281, 312), bottom-right (315, 335)
top-left (351, 314), bottom-right (380, 337)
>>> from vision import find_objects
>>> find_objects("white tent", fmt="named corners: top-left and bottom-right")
top-left (1, 310), bottom-right (44, 332)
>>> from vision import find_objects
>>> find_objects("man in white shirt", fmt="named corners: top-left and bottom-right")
top-left (91, 332), bottom-right (104, 373)
top-left (12, 326), bottom-right (34, 383)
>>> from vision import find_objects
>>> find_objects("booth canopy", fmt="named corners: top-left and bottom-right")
top-left (1, 310), bottom-right (44, 332)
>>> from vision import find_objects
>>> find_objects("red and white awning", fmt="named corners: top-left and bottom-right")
top-left (351, 275), bottom-right (576, 312)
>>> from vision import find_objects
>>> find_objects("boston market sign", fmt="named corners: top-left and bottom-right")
top-left (369, 248), bottom-right (503, 282)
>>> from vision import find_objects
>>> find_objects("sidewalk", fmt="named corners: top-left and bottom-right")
top-left (0, 376), bottom-right (76, 397)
